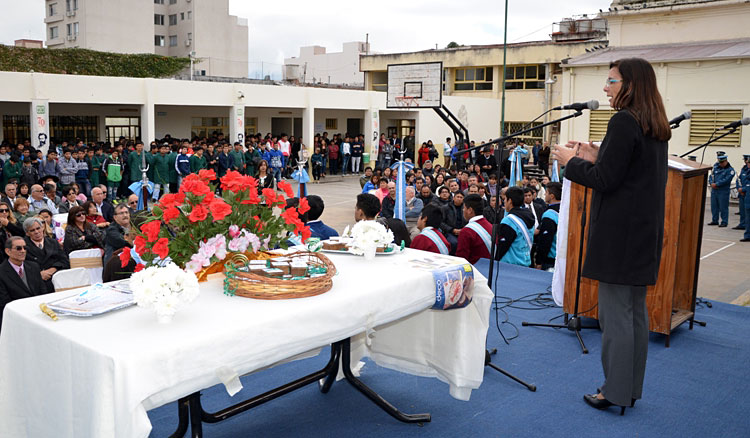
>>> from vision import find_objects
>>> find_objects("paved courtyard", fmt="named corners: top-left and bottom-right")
top-left (303, 175), bottom-right (750, 305)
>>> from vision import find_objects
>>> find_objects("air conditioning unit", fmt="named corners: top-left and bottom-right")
top-left (66, 35), bottom-right (77, 41)
top-left (66, 10), bottom-right (75, 17)
top-left (185, 39), bottom-right (191, 46)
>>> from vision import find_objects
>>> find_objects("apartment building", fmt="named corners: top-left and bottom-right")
top-left (44, 0), bottom-right (248, 77)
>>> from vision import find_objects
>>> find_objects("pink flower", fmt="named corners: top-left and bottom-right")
top-left (244, 231), bottom-right (261, 253)
top-left (227, 237), bottom-right (246, 252)
top-left (228, 224), bottom-right (240, 238)
top-left (206, 235), bottom-right (227, 260)
top-left (185, 259), bottom-right (203, 273)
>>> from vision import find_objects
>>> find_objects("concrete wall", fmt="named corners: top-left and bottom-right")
top-left (560, 59), bottom-right (750, 166)
top-left (285, 42), bottom-right (367, 86)
top-left (606, 0), bottom-right (750, 47)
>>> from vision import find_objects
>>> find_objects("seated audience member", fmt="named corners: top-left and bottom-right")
top-left (28, 184), bottom-right (58, 214)
top-left (23, 217), bottom-right (70, 293)
top-left (13, 198), bottom-right (33, 224)
top-left (63, 205), bottom-right (104, 255)
top-left (417, 185), bottom-right (436, 207)
top-left (83, 201), bottom-right (110, 228)
top-left (362, 174), bottom-right (379, 194)
top-left (535, 182), bottom-right (562, 271)
top-left (0, 236), bottom-right (47, 330)
top-left (483, 195), bottom-right (501, 224)
top-left (57, 186), bottom-right (81, 214)
top-left (0, 202), bottom-right (25, 263)
top-left (354, 193), bottom-right (382, 222)
top-left (495, 186), bottom-right (536, 267)
top-left (104, 204), bottom-right (132, 263)
top-left (90, 187), bottom-right (114, 223)
top-left (359, 167), bottom-right (373, 189)
top-left (36, 209), bottom-right (55, 239)
top-left (305, 195), bottom-right (339, 240)
top-left (380, 181), bottom-right (397, 218)
top-left (126, 194), bottom-right (139, 215)
top-left (410, 204), bottom-right (451, 255)
top-left (1, 182), bottom-right (19, 209)
top-left (403, 186), bottom-right (424, 239)
top-left (373, 178), bottom-right (389, 203)
top-left (455, 194), bottom-right (493, 264)
top-left (45, 183), bottom-right (61, 206)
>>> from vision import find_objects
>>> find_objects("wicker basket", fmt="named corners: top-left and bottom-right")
top-left (223, 252), bottom-right (337, 299)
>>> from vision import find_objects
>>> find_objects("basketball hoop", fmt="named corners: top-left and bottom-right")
top-left (395, 96), bottom-right (419, 108)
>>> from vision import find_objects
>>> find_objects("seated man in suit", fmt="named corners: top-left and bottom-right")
top-left (305, 195), bottom-right (338, 240)
top-left (0, 236), bottom-right (47, 330)
top-left (410, 204), bottom-right (451, 255)
top-left (104, 204), bottom-right (132, 263)
top-left (455, 194), bottom-right (493, 264)
top-left (90, 186), bottom-right (114, 223)
top-left (24, 217), bottom-right (70, 293)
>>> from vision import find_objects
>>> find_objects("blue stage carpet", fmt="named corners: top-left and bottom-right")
top-left (148, 261), bottom-right (750, 437)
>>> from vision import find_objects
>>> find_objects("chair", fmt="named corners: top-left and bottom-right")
top-left (51, 268), bottom-right (90, 292)
top-left (69, 248), bottom-right (104, 284)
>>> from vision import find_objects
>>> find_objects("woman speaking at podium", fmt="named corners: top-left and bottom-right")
top-left (551, 58), bottom-right (670, 415)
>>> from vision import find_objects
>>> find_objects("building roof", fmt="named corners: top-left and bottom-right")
top-left (361, 39), bottom-right (600, 59)
top-left (566, 38), bottom-right (750, 66)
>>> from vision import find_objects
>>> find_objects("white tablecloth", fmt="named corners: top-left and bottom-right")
top-left (0, 249), bottom-right (492, 438)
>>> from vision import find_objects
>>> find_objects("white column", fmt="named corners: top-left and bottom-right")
top-left (229, 104), bottom-right (245, 146)
top-left (302, 105), bottom-right (315, 157)
top-left (141, 102), bottom-right (155, 144)
top-left (30, 99), bottom-right (50, 152)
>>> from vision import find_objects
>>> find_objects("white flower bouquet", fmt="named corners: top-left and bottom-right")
top-left (130, 262), bottom-right (201, 323)
top-left (347, 220), bottom-right (394, 259)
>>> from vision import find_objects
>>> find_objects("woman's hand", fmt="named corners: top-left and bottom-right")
top-left (550, 143), bottom-right (577, 166)
top-left (576, 141), bottom-right (600, 163)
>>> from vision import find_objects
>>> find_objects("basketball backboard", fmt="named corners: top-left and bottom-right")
top-left (386, 62), bottom-right (442, 109)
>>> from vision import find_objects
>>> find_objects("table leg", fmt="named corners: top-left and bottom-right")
top-left (167, 396), bottom-right (190, 438)
top-left (340, 338), bottom-right (431, 424)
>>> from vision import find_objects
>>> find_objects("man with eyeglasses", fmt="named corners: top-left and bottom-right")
top-left (0, 236), bottom-right (47, 331)
top-left (104, 204), bottom-right (132, 262)
top-left (126, 194), bottom-right (139, 215)
top-left (23, 217), bottom-right (69, 293)
top-left (28, 184), bottom-right (58, 215)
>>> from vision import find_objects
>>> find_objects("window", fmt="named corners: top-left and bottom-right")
top-left (67, 23), bottom-right (72, 36)
top-left (105, 117), bottom-right (140, 143)
top-left (325, 119), bottom-right (338, 130)
top-left (187, 11), bottom-right (192, 19)
top-left (67, 22), bottom-right (79, 36)
top-left (502, 121), bottom-right (543, 143)
top-left (180, 12), bottom-right (185, 20)
top-left (588, 109), bottom-right (617, 142)
top-left (50, 116), bottom-right (98, 143)
top-left (245, 117), bottom-right (258, 136)
top-left (154, 0), bottom-right (164, 3)
top-left (49, 3), bottom-right (58, 16)
top-left (689, 109), bottom-right (743, 147)
top-left (49, 26), bottom-right (59, 39)
top-left (154, 14), bottom-right (164, 25)
top-left (2, 115), bottom-right (30, 145)
top-left (504, 64), bottom-right (546, 90)
top-left (371, 71), bottom-right (387, 92)
top-left (191, 117), bottom-right (228, 139)
top-left (169, 0), bottom-right (177, 4)
top-left (454, 67), bottom-right (493, 91)
top-left (154, 35), bottom-right (165, 47)
top-left (186, 32), bottom-right (192, 46)
top-left (169, 35), bottom-right (177, 47)
top-left (73, 22), bottom-right (79, 35)
top-left (169, 14), bottom-right (177, 26)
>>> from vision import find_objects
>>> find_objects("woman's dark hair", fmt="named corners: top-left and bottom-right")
top-left (81, 201), bottom-right (96, 215)
top-left (67, 205), bottom-right (85, 227)
top-left (256, 159), bottom-right (269, 175)
top-left (609, 58), bottom-right (671, 142)
top-left (62, 186), bottom-right (76, 197)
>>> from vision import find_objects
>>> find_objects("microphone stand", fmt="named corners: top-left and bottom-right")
top-left (679, 127), bottom-right (739, 158)
top-left (482, 110), bottom-right (586, 390)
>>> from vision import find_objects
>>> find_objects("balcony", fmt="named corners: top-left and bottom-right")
top-left (44, 14), bottom-right (64, 24)
top-left (46, 37), bottom-right (64, 46)
top-left (66, 10), bottom-right (76, 17)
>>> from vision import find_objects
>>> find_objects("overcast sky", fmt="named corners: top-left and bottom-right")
top-left (1, 0), bottom-right (612, 78)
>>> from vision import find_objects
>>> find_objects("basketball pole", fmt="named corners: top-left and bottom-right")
top-left (500, 0), bottom-right (508, 137)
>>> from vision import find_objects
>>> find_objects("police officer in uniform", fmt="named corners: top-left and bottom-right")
top-left (738, 154), bottom-right (750, 242)
top-left (707, 151), bottom-right (735, 227)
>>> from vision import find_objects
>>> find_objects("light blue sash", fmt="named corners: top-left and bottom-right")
top-left (506, 214), bottom-right (532, 249)
top-left (421, 227), bottom-right (449, 255)
top-left (465, 220), bottom-right (492, 254)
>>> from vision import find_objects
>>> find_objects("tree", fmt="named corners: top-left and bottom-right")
top-left (446, 42), bottom-right (460, 49)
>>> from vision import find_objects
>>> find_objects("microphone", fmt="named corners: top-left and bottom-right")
top-left (669, 111), bottom-right (691, 127)
top-left (552, 100), bottom-right (599, 111)
top-left (721, 117), bottom-right (750, 130)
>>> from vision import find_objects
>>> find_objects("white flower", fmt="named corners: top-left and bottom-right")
top-left (130, 262), bottom-right (200, 321)
top-left (348, 220), bottom-right (393, 256)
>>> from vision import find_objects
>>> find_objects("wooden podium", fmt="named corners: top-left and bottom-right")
top-left (563, 155), bottom-right (711, 347)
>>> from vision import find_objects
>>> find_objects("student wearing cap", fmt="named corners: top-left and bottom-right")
top-left (739, 154), bottom-right (750, 241)
top-left (707, 151), bottom-right (735, 227)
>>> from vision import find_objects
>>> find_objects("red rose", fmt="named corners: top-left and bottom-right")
top-left (209, 198), bottom-right (232, 222)
top-left (188, 204), bottom-right (209, 222)
top-left (240, 190), bottom-right (260, 205)
top-left (198, 168), bottom-right (217, 182)
top-left (297, 197), bottom-right (310, 215)
top-left (280, 207), bottom-right (299, 226)
top-left (220, 170), bottom-right (244, 192)
top-left (299, 226), bottom-right (311, 242)
top-left (180, 179), bottom-right (211, 198)
top-left (277, 180), bottom-right (295, 198)
top-left (262, 188), bottom-right (277, 205)
top-left (134, 263), bottom-right (145, 273)
top-left (159, 192), bottom-right (185, 209)
top-left (162, 206), bottom-right (180, 223)
top-left (134, 235), bottom-right (148, 256)
top-left (119, 247), bottom-right (131, 268)
top-left (141, 220), bottom-right (161, 242)
top-left (152, 237), bottom-right (170, 260)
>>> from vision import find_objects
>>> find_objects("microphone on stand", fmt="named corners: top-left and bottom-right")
top-left (551, 100), bottom-right (599, 111)
top-left (721, 117), bottom-right (750, 130)
top-left (669, 111), bottom-right (691, 128)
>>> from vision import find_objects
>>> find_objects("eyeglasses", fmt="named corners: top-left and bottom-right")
top-left (128, 201), bottom-right (137, 205)
top-left (0, 209), bottom-right (8, 213)
top-left (13, 246), bottom-right (26, 251)
top-left (76, 212), bottom-right (86, 217)
top-left (605, 78), bottom-right (622, 85)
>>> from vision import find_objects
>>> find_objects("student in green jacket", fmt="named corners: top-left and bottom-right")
top-left (167, 145), bottom-right (179, 194)
top-left (152, 144), bottom-right (171, 200)
top-left (189, 146), bottom-right (207, 173)
top-left (230, 142), bottom-right (246, 174)
top-left (2, 154), bottom-right (23, 190)
top-left (128, 141), bottom-right (151, 183)
top-left (102, 149), bottom-right (123, 200)
top-left (244, 144), bottom-right (261, 177)
top-left (88, 147), bottom-right (104, 188)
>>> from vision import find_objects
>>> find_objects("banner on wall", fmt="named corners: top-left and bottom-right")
top-left (31, 100), bottom-right (49, 152)
top-left (230, 106), bottom-right (245, 145)
top-left (370, 110), bottom-right (379, 160)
